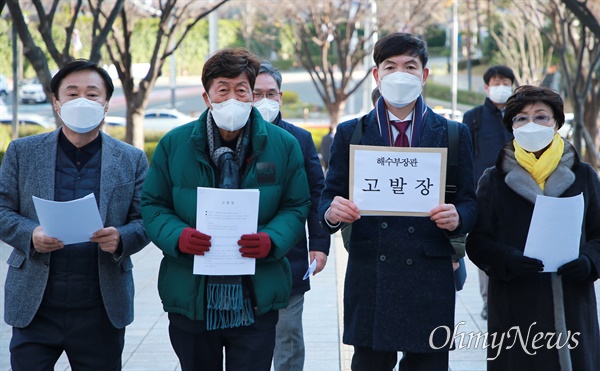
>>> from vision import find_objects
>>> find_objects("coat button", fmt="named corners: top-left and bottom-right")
top-left (406, 259), bottom-right (413, 265)
top-left (380, 255), bottom-right (387, 262)
top-left (44, 261), bottom-right (49, 267)
top-left (381, 222), bottom-right (388, 229)
top-left (408, 226), bottom-right (415, 233)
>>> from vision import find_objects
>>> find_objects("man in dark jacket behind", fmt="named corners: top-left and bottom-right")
top-left (254, 61), bottom-right (330, 371)
top-left (462, 65), bottom-right (515, 320)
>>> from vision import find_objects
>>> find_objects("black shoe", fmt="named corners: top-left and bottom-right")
top-left (480, 306), bottom-right (488, 320)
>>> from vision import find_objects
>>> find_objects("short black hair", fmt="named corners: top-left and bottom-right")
top-left (50, 59), bottom-right (114, 99)
top-left (371, 87), bottom-right (381, 105)
top-left (483, 65), bottom-right (516, 85)
top-left (373, 33), bottom-right (428, 68)
top-left (502, 85), bottom-right (565, 132)
top-left (202, 48), bottom-right (261, 92)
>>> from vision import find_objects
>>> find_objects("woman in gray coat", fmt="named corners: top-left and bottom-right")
top-left (467, 85), bottom-right (600, 371)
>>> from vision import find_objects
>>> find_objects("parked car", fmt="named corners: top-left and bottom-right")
top-left (0, 98), bottom-right (7, 117)
top-left (0, 74), bottom-right (9, 98)
top-left (143, 108), bottom-right (196, 131)
top-left (558, 113), bottom-right (574, 139)
top-left (104, 115), bottom-right (126, 127)
top-left (19, 78), bottom-right (47, 104)
top-left (0, 113), bottom-right (54, 129)
top-left (432, 106), bottom-right (463, 122)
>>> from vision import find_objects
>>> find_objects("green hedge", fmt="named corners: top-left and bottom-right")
top-left (424, 82), bottom-right (486, 107)
top-left (144, 141), bottom-right (158, 164)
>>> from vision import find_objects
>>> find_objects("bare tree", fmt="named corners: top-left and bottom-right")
top-left (89, 0), bottom-right (228, 148)
top-left (490, 1), bottom-right (553, 85)
top-left (6, 0), bottom-right (123, 122)
top-left (527, 0), bottom-right (600, 168)
top-left (283, 0), bottom-right (442, 130)
top-left (239, 0), bottom-right (259, 51)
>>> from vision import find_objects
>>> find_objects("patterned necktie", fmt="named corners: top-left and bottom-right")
top-left (391, 120), bottom-right (411, 147)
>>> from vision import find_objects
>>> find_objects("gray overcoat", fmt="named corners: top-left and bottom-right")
top-left (0, 129), bottom-right (149, 329)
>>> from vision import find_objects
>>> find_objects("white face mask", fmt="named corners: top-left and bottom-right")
top-left (209, 98), bottom-right (253, 132)
top-left (379, 71), bottom-right (423, 108)
top-left (488, 85), bottom-right (512, 104)
top-left (513, 122), bottom-right (555, 152)
top-left (58, 97), bottom-right (106, 134)
top-left (254, 98), bottom-right (280, 123)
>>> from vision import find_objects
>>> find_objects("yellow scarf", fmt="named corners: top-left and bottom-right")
top-left (514, 133), bottom-right (564, 191)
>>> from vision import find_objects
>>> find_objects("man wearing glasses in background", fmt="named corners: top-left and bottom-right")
top-left (254, 61), bottom-right (330, 371)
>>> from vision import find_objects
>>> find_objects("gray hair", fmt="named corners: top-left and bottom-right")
top-left (258, 61), bottom-right (282, 90)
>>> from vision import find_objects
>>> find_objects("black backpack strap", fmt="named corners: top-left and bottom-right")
top-left (471, 105), bottom-right (483, 157)
top-left (446, 119), bottom-right (459, 201)
top-left (341, 114), bottom-right (367, 252)
top-left (350, 115), bottom-right (366, 145)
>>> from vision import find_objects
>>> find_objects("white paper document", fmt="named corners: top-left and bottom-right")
top-left (303, 259), bottom-right (317, 280)
top-left (350, 145), bottom-right (447, 216)
top-left (523, 194), bottom-right (584, 272)
top-left (194, 187), bottom-right (260, 276)
top-left (32, 193), bottom-right (103, 245)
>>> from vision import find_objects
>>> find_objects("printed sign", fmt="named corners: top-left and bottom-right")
top-left (349, 145), bottom-right (447, 216)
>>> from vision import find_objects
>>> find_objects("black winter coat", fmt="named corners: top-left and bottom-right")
top-left (274, 115), bottom-right (330, 295)
top-left (320, 107), bottom-right (478, 352)
top-left (467, 141), bottom-right (600, 371)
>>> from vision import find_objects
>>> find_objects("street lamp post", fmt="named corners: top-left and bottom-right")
top-left (451, 0), bottom-right (458, 120)
top-left (11, 19), bottom-right (19, 140)
top-left (208, 0), bottom-right (219, 57)
top-left (362, 0), bottom-right (377, 113)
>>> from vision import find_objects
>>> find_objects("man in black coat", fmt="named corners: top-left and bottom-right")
top-left (462, 65), bottom-right (515, 320)
top-left (319, 33), bottom-right (477, 370)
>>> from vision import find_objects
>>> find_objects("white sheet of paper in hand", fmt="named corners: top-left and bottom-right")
top-left (32, 193), bottom-right (103, 245)
top-left (194, 187), bottom-right (259, 276)
top-left (303, 259), bottom-right (317, 280)
top-left (523, 193), bottom-right (584, 272)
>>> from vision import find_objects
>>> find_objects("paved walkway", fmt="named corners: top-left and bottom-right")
top-left (2, 235), bottom-right (599, 370)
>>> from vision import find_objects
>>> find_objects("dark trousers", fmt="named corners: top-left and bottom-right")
top-left (351, 346), bottom-right (449, 371)
top-left (10, 304), bottom-right (125, 371)
top-left (168, 310), bottom-right (278, 371)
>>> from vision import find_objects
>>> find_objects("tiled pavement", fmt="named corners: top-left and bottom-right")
top-left (2, 234), bottom-right (599, 370)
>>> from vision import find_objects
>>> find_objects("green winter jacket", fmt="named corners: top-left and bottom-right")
top-left (141, 108), bottom-right (310, 320)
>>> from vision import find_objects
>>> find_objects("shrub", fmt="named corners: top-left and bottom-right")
top-left (144, 141), bottom-right (158, 164)
top-left (424, 82), bottom-right (486, 107)
top-left (282, 91), bottom-right (299, 105)
top-left (303, 127), bottom-right (330, 154)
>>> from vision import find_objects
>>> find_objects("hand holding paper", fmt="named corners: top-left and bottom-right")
top-left (238, 232), bottom-right (271, 258)
top-left (90, 227), bottom-right (121, 254)
top-left (32, 193), bottom-right (103, 245)
top-left (309, 251), bottom-right (328, 275)
top-left (557, 254), bottom-right (592, 282)
top-left (179, 227), bottom-right (211, 255)
top-left (32, 226), bottom-right (64, 253)
top-left (303, 259), bottom-right (318, 280)
top-left (506, 249), bottom-right (544, 277)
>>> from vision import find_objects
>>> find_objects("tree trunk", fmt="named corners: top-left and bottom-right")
top-left (327, 100), bottom-right (346, 132)
top-left (583, 95), bottom-right (599, 167)
top-left (125, 102), bottom-right (145, 150)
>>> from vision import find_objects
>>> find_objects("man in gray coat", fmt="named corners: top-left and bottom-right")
top-left (0, 59), bottom-right (150, 370)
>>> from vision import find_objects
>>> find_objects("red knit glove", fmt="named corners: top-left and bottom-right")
top-left (178, 227), bottom-right (211, 255)
top-left (238, 232), bottom-right (271, 258)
